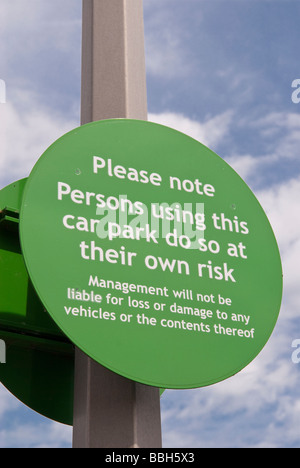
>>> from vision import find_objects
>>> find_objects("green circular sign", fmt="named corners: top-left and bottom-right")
top-left (20, 119), bottom-right (283, 389)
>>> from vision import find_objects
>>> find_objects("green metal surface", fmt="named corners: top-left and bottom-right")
top-left (0, 179), bottom-right (74, 425)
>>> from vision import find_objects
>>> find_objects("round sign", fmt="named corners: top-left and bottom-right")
top-left (20, 119), bottom-right (283, 389)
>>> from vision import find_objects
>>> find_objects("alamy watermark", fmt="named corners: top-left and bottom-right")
top-left (291, 79), bottom-right (300, 104)
top-left (94, 196), bottom-right (206, 250)
top-left (58, 180), bottom-right (207, 251)
top-left (291, 339), bottom-right (300, 364)
top-left (0, 79), bottom-right (6, 104)
top-left (0, 340), bottom-right (6, 364)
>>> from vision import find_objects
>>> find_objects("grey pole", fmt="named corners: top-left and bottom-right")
top-left (80, 0), bottom-right (148, 123)
top-left (72, 0), bottom-right (162, 449)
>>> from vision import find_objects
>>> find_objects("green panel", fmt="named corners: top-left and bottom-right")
top-left (0, 179), bottom-right (66, 338)
top-left (0, 179), bottom-right (74, 425)
top-left (1, 330), bottom-right (74, 426)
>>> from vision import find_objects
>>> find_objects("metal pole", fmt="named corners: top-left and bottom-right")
top-left (72, 0), bottom-right (162, 448)
top-left (80, 0), bottom-right (148, 123)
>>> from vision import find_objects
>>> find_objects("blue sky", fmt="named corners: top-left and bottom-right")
top-left (0, 0), bottom-right (300, 448)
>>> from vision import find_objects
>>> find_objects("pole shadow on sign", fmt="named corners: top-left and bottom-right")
top-left (0, 179), bottom-right (74, 426)
top-left (0, 179), bottom-right (165, 426)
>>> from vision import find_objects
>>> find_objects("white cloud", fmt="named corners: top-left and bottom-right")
top-left (0, 0), bottom-right (81, 45)
top-left (143, 0), bottom-right (198, 80)
top-left (257, 176), bottom-right (300, 253)
top-left (0, 0), bottom-right (81, 118)
top-left (0, 0), bottom-right (81, 71)
top-left (0, 385), bottom-right (20, 418)
top-left (252, 112), bottom-right (300, 160)
top-left (0, 90), bottom-right (78, 188)
top-left (0, 383), bottom-right (72, 448)
top-left (0, 416), bottom-right (72, 448)
top-left (221, 111), bottom-right (300, 191)
top-left (162, 340), bottom-right (300, 448)
top-left (257, 176), bottom-right (300, 318)
top-left (148, 110), bottom-right (233, 150)
top-left (225, 154), bottom-right (274, 183)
